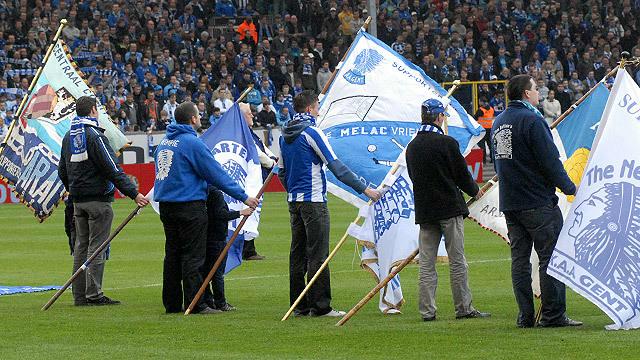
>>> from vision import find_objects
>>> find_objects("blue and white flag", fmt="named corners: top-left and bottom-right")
top-left (318, 29), bottom-right (481, 313)
top-left (549, 70), bottom-right (640, 330)
top-left (318, 29), bottom-right (484, 207)
top-left (200, 103), bottom-right (263, 273)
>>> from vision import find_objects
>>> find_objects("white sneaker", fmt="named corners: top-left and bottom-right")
top-left (321, 309), bottom-right (346, 317)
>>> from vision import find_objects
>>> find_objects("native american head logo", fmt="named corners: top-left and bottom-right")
top-left (155, 149), bottom-right (174, 180)
top-left (22, 85), bottom-right (76, 126)
top-left (570, 182), bottom-right (640, 308)
top-left (343, 48), bottom-right (383, 85)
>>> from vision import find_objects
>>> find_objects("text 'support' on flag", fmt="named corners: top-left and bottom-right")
top-left (200, 103), bottom-right (263, 274)
top-left (0, 40), bottom-right (129, 220)
top-left (468, 84), bottom-right (610, 296)
top-left (319, 29), bottom-right (482, 313)
top-left (550, 70), bottom-right (640, 330)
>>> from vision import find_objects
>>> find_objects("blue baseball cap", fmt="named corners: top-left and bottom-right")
top-left (421, 98), bottom-right (450, 116)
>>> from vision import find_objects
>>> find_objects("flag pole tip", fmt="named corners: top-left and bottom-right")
top-left (60, 19), bottom-right (68, 25)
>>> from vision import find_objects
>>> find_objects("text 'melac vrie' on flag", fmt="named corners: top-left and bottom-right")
top-left (467, 83), bottom-right (610, 297)
top-left (549, 70), bottom-right (640, 330)
top-left (317, 29), bottom-right (484, 313)
top-left (199, 103), bottom-right (263, 274)
top-left (0, 39), bottom-right (129, 220)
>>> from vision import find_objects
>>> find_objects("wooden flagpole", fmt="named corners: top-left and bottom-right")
top-left (336, 248), bottom-right (419, 326)
top-left (185, 168), bottom-right (277, 315)
top-left (0, 19), bottom-right (68, 157)
top-left (42, 205), bottom-right (142, 310)
top-left (332, 81), bottom-right (463, 326)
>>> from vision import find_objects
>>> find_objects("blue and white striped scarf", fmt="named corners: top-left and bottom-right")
top-left (512, 100), bottom-right (544, 119)
top-left (291, 112), bottom-right (316, 126)
top-left (419, 124), bottom-right (444, 134)
top-left (70, 116), bottom-right (101, 162)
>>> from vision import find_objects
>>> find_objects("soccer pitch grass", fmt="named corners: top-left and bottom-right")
top-left (0, 194), bottom-right (637, 359)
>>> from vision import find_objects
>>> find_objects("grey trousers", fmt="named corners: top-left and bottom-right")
top-left (72, 201), bottom-right (114, 302)
top-left (418, 216), bottom-right (475, 318)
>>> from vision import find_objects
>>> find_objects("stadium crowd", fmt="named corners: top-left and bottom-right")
top-left (0, 0), bottom-right (638, 135)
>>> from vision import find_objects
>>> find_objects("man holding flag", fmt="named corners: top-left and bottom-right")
top-left (278, 90), bottom-right (381, 317)
top-left (492, 75), bottom-right (581, 328)
top-left (406, 98), bottom-right (490, 322)
top-left (153, 101), bottom-right (259, 314)
top-left (58, 96), bottom-right (149, 306)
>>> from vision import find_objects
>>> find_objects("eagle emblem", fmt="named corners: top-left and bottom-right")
top-left (343, 49), bottom-right (383, 85)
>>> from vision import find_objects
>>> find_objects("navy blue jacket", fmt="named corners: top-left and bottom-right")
top-left (491, 101), bottom-right (576, 212)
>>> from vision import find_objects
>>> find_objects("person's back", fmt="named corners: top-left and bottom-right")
top-left (406, 126), bottom-right (477, 223)
top-left (492, 101), bottom-right (574, 212)
top-left (491, 74), bottom-right (580, 329)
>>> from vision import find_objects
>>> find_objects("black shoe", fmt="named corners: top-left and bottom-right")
top-left (87, 296), bottom-right (121, 306)
top-left (74, 300), bottom-right (88, 307)
top-left (423, 315), bottom-right (436, 322)
top-left (456, 309), bottom-right (491, 319)
top-left (195, 306), bottom-right (222, 315)
top-left (245, 254), bottom-right (266, 260)
top-left (217, 303), bottom-right (236, 312)
top-left (538, 317), bottom-right (583, 328)
top-left (293, 310), bottom-right (309, 317)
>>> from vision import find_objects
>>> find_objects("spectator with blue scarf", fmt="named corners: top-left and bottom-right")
top-left (58, 96), bottom-right (149, 307)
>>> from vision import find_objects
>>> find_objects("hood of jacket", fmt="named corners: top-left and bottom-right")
top-left (166, 123), bottom-right (196, 140)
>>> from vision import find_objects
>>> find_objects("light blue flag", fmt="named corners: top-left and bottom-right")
top-left (200, 103), bottom-right (263, 273)
top-left (556, 83), bottom-right (610, 160)
top-left (317, 29), bottom-right (484, 206)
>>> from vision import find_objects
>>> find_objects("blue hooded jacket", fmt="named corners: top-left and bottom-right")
top-left (153, 123), bottom-right (248, 203)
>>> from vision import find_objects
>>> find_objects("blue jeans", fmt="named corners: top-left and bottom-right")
top-left (504, 203), bottom-right (567, 326)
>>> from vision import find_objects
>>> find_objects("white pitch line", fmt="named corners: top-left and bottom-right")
top-left (104, 258), bottom-right (511, 291)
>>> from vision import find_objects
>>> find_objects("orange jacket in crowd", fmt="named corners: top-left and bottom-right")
top-left (237, 20), bottom-right (258, 44)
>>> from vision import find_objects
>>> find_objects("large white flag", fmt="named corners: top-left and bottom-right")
top-left (318, 29), bottom-right (482, 313)
top-left (549, 70), bottom-right (640, 330)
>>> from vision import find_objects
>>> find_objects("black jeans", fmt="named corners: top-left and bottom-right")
top-left (504, 203), bottom-right (567, 326)
top-left (288, 202), bottom-right (332, 316)
top-left (200, 240), bottom-right (227, 308)
top-left (159, 201), bottom-right (208, 313)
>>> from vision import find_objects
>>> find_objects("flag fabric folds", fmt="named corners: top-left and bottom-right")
top-left (347, 154), bottom-right (418, 313)
top-left (318, 29), bottom-right (482, 313)
top-left (0, 39), bottom-right (129, 220)
top-left (550, 70), bottom-right (640, 330)
top-left (199, 103), bottom-right (263, 273)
